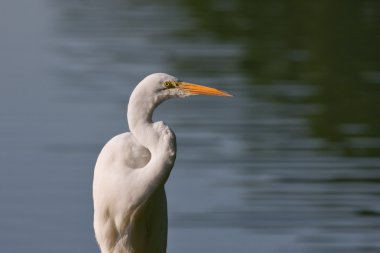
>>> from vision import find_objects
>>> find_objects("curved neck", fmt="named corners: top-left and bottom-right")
top-left (127, 88), bottom-right (164, 152)
top-left (127, 87), bottom-right (176, 191)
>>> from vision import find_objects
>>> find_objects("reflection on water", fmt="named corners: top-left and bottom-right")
top-left (181, 0), bottom-right (380, 157)
top-left (0, 0), bottom-right (379, 252)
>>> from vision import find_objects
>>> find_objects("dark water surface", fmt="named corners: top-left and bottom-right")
top-left (0, 0), bottom-right (379, 252)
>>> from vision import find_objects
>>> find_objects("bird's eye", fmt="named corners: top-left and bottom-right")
top-left (163, 81), bottom-right (172, 88)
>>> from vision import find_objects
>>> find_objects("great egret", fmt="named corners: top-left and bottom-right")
top-left (93, 73), bottom-right (232, 253)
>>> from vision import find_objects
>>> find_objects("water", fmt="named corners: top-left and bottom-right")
top-left (0, 0), bottom-right (379, 252)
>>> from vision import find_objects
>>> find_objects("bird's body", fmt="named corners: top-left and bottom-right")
top-left (93, 73), bottom-right (231, 253)
top-left (93, 132), bottom-right (172, 253)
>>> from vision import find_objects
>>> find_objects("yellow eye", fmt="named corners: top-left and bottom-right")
top-left (163, 81), bottom-right (172, 88)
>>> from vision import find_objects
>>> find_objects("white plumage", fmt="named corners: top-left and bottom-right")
top-left (93, 73), bottom-right (231, 253)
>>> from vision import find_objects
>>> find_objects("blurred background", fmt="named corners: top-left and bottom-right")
top-left (0, 0), bottom-right (379, 252)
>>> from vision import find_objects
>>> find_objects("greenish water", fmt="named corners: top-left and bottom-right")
top-left (0, 0), bottom-right (379, 252)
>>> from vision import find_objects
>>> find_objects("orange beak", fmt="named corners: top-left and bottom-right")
top-left (179, 82), bottom-right (233, 97)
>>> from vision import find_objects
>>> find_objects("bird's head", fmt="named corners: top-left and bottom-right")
top-left (135, 73), bottom-right (232, 102)
top-left (128, 73), bottom-right (232, 138)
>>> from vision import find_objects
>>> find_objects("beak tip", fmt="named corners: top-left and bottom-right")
top-left (220, 90), bottom-right (234, 97)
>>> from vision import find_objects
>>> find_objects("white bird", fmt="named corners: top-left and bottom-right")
top-left (93, 73), bottom-right (232, 253)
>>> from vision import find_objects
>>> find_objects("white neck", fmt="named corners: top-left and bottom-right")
top-left (128, 88), bottom-right (161, 150)
top-left (127, 86), bottom-right (176, 169)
